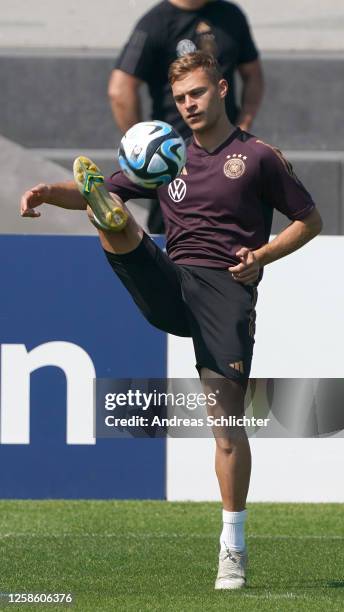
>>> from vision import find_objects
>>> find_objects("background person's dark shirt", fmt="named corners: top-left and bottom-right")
top-left (106, 129), bottom-right (315, 270)
top-left (116, 0), bottom-right (259, 138)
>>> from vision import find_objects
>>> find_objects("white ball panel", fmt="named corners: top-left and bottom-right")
top-left (147, 153), bottom-right (168, 174)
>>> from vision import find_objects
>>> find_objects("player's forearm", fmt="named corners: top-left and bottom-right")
top-left (253, 209), bottom-right (323, 267)
top-left (109, 90), bottom-right (142, 133)
top-left (44, 181), bottom-right (87, 210)
top-left (237, 73), bottom-right (264, 131)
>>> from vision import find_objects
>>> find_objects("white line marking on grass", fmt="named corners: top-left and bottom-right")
top-left (0, 533), bottom-right (343, 540)
top-left (249, 534), bottom-right (344, 540)
top-left (243, 593), bottom-right (305, 600)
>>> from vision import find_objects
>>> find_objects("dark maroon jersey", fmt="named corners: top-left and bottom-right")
top-left (106, 128), bottom-right (315, 268)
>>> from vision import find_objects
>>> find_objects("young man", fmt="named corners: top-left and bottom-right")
top-left (21, 52), bottom-right (322, 590)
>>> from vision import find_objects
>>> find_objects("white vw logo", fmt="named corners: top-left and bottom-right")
top-left (168, 178), bottom-right (187, 203)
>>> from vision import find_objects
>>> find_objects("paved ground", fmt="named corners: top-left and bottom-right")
top-left (1, 0), bottom-right (344, 51)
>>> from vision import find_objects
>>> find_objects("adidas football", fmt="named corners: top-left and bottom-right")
top-left (118, 120), bottom-right (186, 189)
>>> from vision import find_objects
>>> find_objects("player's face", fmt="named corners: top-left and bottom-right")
top-left (172, 67), bottom-right (228, 133)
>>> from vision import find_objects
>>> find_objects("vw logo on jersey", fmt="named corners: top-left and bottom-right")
top-left (168, 178), bottom-right (187, 202)
top-left (176, 39), bottom-right (197, 57)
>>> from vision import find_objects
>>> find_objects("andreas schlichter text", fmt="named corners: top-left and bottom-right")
top-left (105, 416), bottom-right (270, 428)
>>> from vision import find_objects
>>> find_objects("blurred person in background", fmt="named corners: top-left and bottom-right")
top-left (108, 0), bottom-right (264, 233)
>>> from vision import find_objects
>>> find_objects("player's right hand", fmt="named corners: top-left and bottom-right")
top-left (20, 183), bottom-right (51, 218)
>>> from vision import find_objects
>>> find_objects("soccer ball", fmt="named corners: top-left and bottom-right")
top-left (118, 120), bottom-right (186, 189)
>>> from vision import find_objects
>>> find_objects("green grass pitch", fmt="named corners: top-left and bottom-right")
top-left (0, 501), bottom-right (343, 611)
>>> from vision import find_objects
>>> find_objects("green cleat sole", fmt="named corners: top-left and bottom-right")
top-left (73, 156), bottom-right (128, 232)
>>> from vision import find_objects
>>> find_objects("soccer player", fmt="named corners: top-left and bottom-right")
top-left (20, 51), bottom-right (322, 590)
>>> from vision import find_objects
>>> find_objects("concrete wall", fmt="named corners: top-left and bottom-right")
top-left (1, 52), bottom-right (343, 150)
top-left (2, 0), bottom-right (344, 51)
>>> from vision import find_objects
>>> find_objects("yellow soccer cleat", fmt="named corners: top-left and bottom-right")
top-left (73, 156), bottom-right (128, 231)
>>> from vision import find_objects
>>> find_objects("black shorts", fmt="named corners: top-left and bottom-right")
top-left (104, 233), bottom-right (257, 385)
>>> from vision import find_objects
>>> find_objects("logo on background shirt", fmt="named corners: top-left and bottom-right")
top-left (176, 39), bottom-right (197, 57)
top-left (224, 154), bottom-right (247, 179)
top-left (168, 178), bottom-right (187, 202)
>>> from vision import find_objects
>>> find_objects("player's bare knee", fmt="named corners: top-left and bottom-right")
top-left (214, 428), bottom-right (246, 453)
top-left (215, 437), bottom-right (235, 454)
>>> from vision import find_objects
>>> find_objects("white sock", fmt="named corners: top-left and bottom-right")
top-left (220, 509), bottom-right (247, 552)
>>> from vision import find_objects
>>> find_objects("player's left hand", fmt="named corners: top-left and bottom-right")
top-left (229, 247), bottom-right (260, 285)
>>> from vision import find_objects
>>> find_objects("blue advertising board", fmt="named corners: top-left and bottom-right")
top-left (0, 235), bottom-right (166, 498)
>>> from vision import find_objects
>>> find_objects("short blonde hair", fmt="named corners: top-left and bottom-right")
top-left (168, 51), bottom-right (222, 86)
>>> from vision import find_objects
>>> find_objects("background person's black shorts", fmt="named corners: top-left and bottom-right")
top-left (104, 233), bottom-right (257, 385)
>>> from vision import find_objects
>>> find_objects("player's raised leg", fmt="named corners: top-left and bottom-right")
top-left (201, 368), bottom-right (250, 590)
top-left (20, 156), bottom-right (145, 258)
top-left (20, 156), bottom-right (189, 337)
top-left (73, 156), bottom-right (144, 255)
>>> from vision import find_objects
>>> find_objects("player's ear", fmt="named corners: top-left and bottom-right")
top-left (218, 78), bottom-right (228, 99)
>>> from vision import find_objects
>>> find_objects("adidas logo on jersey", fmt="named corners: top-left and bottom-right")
top-left (229, 361), bottom-right (244, 374)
